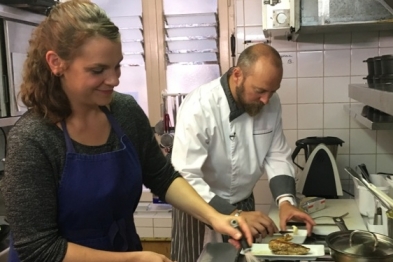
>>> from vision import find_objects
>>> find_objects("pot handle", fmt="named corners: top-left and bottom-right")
top-left (350, 230), bottom-right (378, 251)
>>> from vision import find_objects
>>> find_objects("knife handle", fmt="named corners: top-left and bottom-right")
top-left (286, 221), bottom-right (306, 227)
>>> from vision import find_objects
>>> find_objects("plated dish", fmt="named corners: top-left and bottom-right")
top-left (259, 229), bottom-right (308, 244)
top-left (240, 243), bottom-right (325, 261)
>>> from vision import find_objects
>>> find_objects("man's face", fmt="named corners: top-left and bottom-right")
top-left (235, 62), bottom-right (283, 116)
top-left (236, 79), bottom-right (265, 116)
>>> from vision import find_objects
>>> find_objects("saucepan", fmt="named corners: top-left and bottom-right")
top-left (326, 230), bottom-right (393, 262)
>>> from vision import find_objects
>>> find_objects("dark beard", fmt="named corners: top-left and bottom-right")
top-left (236, 82), bottom-right (264, 117)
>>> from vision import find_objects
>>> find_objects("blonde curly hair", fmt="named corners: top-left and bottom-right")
top-left (20, 0), bottom-right (120, 123)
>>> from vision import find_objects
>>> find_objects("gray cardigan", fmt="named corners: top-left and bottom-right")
top-left (0, 92), bottom-right (179, 262)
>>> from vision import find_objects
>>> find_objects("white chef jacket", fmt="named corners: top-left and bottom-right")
top-left (171, 75), bottom-right (295, 206)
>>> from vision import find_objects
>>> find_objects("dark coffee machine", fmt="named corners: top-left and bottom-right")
top-left (292, 137), bottom-right (344, 199)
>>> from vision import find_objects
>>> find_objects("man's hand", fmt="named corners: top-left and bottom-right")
top-left (235, 211), bottom-right (279, 238)
top-left (278, 201), bottom-right (316, 236)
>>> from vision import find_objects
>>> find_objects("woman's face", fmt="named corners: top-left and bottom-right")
top-left (60, 36), bottom-right (123, 109)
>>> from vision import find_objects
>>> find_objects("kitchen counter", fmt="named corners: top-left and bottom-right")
top-left (268, 199), bottom-right (367, 235)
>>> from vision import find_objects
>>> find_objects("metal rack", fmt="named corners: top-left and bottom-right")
top-left (346, 84), bottom-right (393, 130)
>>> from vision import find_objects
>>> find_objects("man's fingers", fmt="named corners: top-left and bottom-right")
top-left (257, 216), bottom-right (278, 236)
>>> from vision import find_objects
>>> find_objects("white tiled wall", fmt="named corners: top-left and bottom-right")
top-left (235, 0), bottom-right (393, 214)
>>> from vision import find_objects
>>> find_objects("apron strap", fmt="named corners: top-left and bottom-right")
top-left (61, 106), bottom-right (126, 153)
top-left (60, 121), bottom-right (76, 153)
top-left (99, 106), bottom-right (126, 138)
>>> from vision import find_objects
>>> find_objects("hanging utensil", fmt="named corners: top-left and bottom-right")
top-left (230, 33), bottom-right (236, 67)
top-left (345, 166), bottom-right (393, 210)
top-left (358, 163), bottom-right (372, 183)
top-left (171, 95), bottom-right (177, 128)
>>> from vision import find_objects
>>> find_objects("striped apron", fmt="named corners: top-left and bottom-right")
top-left (171, 194), bottom-right (255, 262)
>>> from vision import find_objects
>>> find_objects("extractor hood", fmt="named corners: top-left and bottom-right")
top-left (262, 0), bottom-right (393, 40)
top-left (0, 0), bottom-right (57, 15)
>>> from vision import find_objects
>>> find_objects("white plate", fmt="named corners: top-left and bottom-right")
top-left (241, 244), bottom-right (325, 261)
top-left (259, 229), bottom-right (308, 244)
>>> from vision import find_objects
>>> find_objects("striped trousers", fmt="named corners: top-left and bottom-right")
top-left (170, 194), bottom-right (255, 262)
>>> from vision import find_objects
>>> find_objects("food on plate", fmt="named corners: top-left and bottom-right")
top-left (292, 225), bottom-right (298, 235)
top-left (268, 234), bottom-right (310, 255)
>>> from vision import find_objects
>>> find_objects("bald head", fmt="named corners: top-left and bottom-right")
top-left (236, 44), bottom-right (282, 77)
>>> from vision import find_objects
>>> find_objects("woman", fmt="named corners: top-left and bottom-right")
top-left (0, 1), bottom-right (251, 262)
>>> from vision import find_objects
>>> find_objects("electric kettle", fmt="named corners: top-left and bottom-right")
top-left (291, 136), bottom-right (344, 170)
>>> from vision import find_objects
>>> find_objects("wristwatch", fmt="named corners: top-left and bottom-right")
top-left (234, 210), bottom-right (243, 217)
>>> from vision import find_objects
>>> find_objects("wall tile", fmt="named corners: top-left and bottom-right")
top-left (153, 217), bottom-right (172, 227)
top-left (376, 154), bottom-right (393, 173)
top-left (278, 78), bottom-right (297, 104)
top-left (244, 0), bottom-right (262, 26)
top-left (154, 228), bottom-right (171, 238)
top-left (135, 217), bottom-right (153, 227)
top-left (351, 76), bottom-right (366, 84)
top-left (349, 129), bottom-right (377, 154)
top-left (281, 105), bottom-right (297, 129)
top-left (298, 104), bottom-right (323, 129)
top-left (298, 129), bottom-right (323, 139)
top-left (323, 129), bottom-right (350, 154)
top-left (297, 78), bottom-right (323, 104)
top-left (379, 31), bottom-right (393, 48)
top-left (283, 130), bottom-right (297, 151)
top-left (253, 180), bottom-right (273, 205)
top-left (336, 155), bottom-right (350, 179)
top-left (349, 154), bottom-right (377, 174)
top-left (351, 32), bottom-right (379, 49)
top-left (377, 130), bottom-right (393, 154)
top-left (297, 51), bottom-right (323, 77)
top-left (324, 33), bottom-right (351, 50)
top-left (348, 102), bottom-right (367, 128)
top-left (236, 27), bottom-right (245, 54)
top-left (324, 50), bottom-right (350, 76)
top-left (271, 35), bottom-right (297, 52)
top-left (244, 26), bottom-right (265, 41)
top-left (136, 227), bottom-right (154, 238)
top-left (324, 103), bottom-right (350, 129)
top-left (235, 0), bottom-right (244, 26)
top-left (324, 77), bottom-right (350, 103)
top-left (297, 34), bottom-right (324, 51)
top-left (380, 47), bottom-right (393, 56)
top-left (281, 52), bottom-right (297, 78)
top-left (350, 48), bottom-right (379, 76)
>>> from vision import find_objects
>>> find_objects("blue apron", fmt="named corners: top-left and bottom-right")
top-left (8, 106), bottom-right (143, 261)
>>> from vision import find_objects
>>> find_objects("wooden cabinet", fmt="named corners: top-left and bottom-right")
top-left (141, 238), bottom-right (171, 258)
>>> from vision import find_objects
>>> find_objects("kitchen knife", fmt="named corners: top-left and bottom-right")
top-left (287, 221), bottom-right (337, 227)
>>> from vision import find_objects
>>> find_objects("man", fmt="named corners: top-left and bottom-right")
top-left (170, 44), bottom-right (315, 262)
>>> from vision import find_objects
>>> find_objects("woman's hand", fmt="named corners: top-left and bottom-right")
top-left (129, 251), bottom-right (173, 262)
top-left (208, 213), bottom-right (253, 246)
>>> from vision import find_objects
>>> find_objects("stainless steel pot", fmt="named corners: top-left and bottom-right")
top-left (326, 230), bottom-right (393, 262)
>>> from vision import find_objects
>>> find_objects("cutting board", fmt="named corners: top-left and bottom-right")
top-left (268, 199), bottom-right (367, 235)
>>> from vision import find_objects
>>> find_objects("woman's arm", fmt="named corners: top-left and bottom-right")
top-left (165, 177), bottom-right (253, 244)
